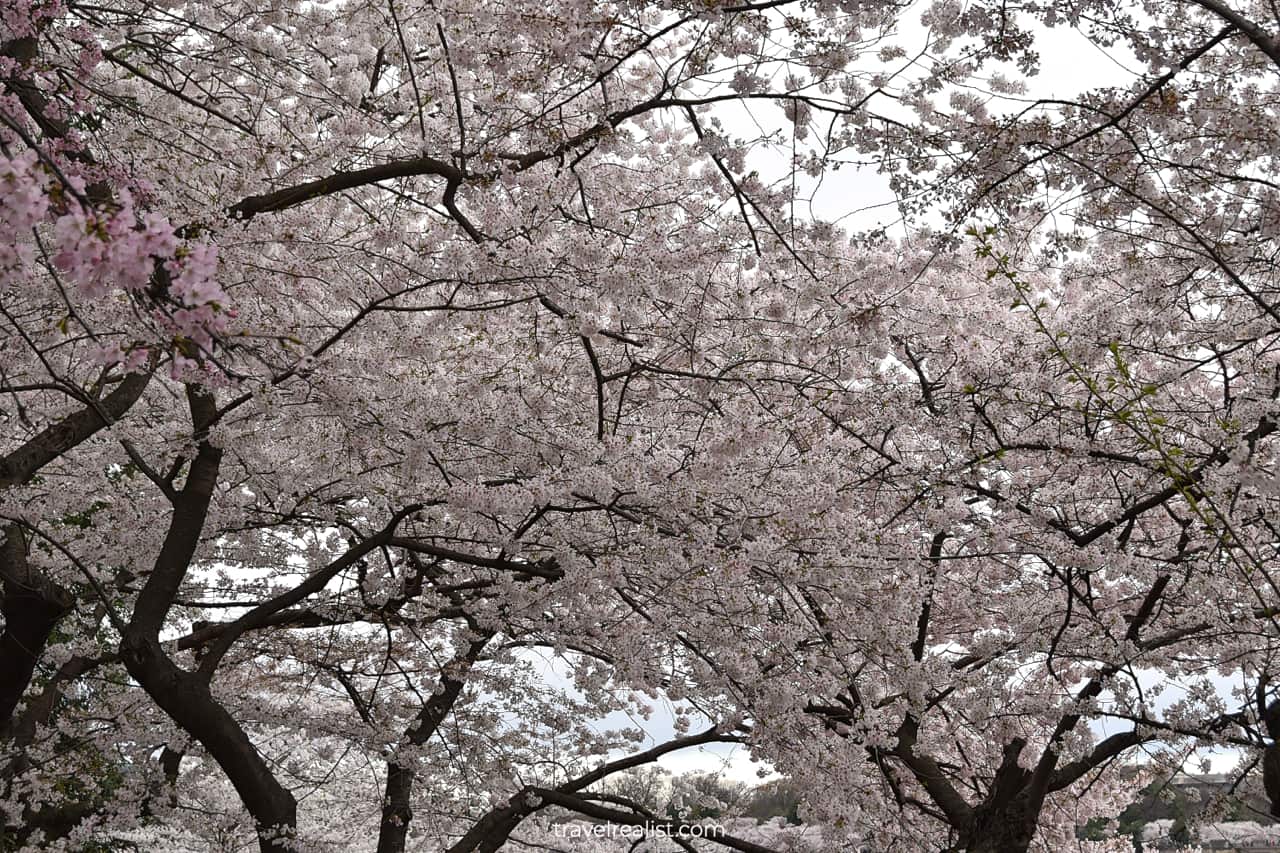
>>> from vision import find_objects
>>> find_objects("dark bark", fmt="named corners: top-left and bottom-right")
top-left (0, 374), bottom-right (152, 729)
top-left (3, 797), bottom-right (104, 848)
top-left (1263, 700), bottom-right (1280, 817)
top-left (377, 763), bottom-right (418, 853)
top-left (446, 794), bottom-right (530, 853)
top-left (1187, 0), bottom-right (1280, 71)
top-left (126, 393), bottom-right (222, 639)
top-left (195, 507), bottom-right (426, 679)
top-left (1265, 746), bottom-right (1280, 819)
top-left (1, 654), bottom-right (114, 844)
top-left (856, 526), bottom-right (1253, 849)
top-left (2, 653), bottom-right (102, 749)
top-left (811, 573), bottom-right (1180, 853)
top-left (962, 800), bottom-right (1037, 853)
top-left (119, 638), bottom-right (298, 852)
top-left (375, 633), bottom-right (492, 853)
top-left (0, 525), bottom-right (74, 730)
top-left (119, 388), bottom-right (298, 853)
top-left (0, 373), bottom-right (152, 488)
top-left (0, 581), bottom-right (71, 729)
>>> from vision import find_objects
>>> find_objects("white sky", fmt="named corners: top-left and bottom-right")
top-left (718, 3), bottom-right (1143, 235)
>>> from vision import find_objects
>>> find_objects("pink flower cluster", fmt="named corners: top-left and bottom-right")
top-left (1, 149), bottom-right (231, 377)
top-left (0, 150), bottom-right (48, 274)
top-left (51, 192), bottom-right (173, 296)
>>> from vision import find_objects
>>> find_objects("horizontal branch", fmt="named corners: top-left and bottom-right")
top-left (387, 537), bottom-right (562, 580)
top-left (228, 157), bottom-right (463, 221)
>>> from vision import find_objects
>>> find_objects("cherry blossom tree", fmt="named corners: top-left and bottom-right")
top-left (0, 0), bottom-right (876, 848)
top-left (3, 0), bottom-right (1280, 852)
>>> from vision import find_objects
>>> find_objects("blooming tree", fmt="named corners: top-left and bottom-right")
top-left (2, 0), bottom-right (1279, 852)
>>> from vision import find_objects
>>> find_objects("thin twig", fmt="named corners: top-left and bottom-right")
top-left (388, 0), bottom-right (427, 140)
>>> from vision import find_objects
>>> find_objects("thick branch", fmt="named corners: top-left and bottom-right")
top-left (444, 727), bottom-right (747, 853)
top-left (197, 504), bottom-right (424, 677)
top-left (0, 372), bottom-right (151, 488)
top-left (1186, 0), bottom-right (1280, 68)
top-left (376, 632), bottom-right (493, 853)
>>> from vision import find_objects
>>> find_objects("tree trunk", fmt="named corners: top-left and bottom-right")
top-left (376, 763), bottom-right (416, 853)
top-left (0, 586), bottom-right (70, 726)
top-left (121, 635), bottom-right (298, 853)
top-left (0, 525), bottom-right (73, 732)
top-left (1263, 743), bottom-right (1280, 818)
top-left (119, 392), bottom-right (297, 853)
top-left (967, 834), bottom-right (1034, 853)
top-left (445, 797), bottom-right (530, 853)
top-left (964, 803), bottom-right (1037, 853)
top-left (375, 634), bottom-right (491, 853)
top-left (0, 372), bottom-right (151, 729)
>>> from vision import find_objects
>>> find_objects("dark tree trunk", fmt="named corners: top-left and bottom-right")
top-left (121, 635), bottom-right (298, 853)
top-left (963, 801), bottom-right (1037, 853)
top-left (375, 634), bottom-right (492, 853)
top-left (376, 762), bottom-right (416, 853)
top-left (0, 525), bottom-right (73, 732)
top-left (0, 372), bottom-right (151, 730)
top-left (445, 797), bottom-right (530, 853)
top-left (0, 584), bottom-right (71, 726)
top-left (120, 390), bottom-right (298, 853)
top-left (1263, 743), bottom-right (1280, 818)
